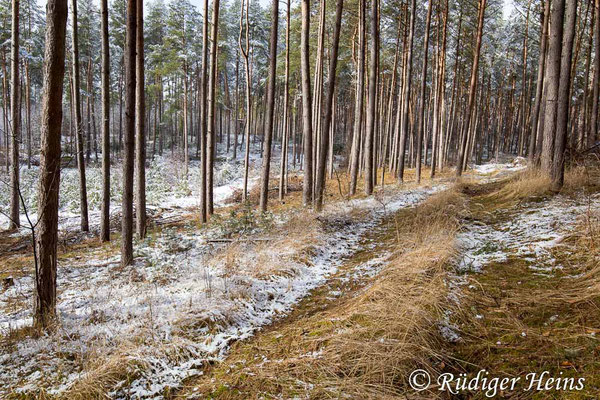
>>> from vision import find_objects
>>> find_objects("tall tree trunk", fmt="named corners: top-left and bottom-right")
top-left (207, 0), bottom-right (220, 215)
top-left (199, 0), bottom-right (209, 221)
top-left (529, 0), bottom-right (550, 163)
top-left (589, 0), bottom-right (600, 148)
top-left (398, 0), bottom-right (416, 182)
top-left (314, 0), bottom-right (343, 211)
top-left (8, 0), bottom-right (20, 230)
top-left (240, 0), bottom-right (252, 201)
top-left (541, 0), bottom-right (565, 172)
top-left (551, 0), bottom-right (577, 190)
top-left (301, 0), bottom-right (313, 206)
top-left (34, 0), bottom-right (68, 330)
top-left (456, 0), bottom-right (487, 176)
top-left (70, 0), bottom-right (89, 232)
top-left (121, 0), bottom-right (137, 267)
top-left (279, 0), bottom-right (291, 201)
top-left (100, 0), bottom-right (111, 242)
top-left (364, 0), bottom-right (378, 195)
top-left (349, 0), bottom-right (366, 195)
top-left (415, 0), bottom-right (433, 183)
top-left (135, 0), bottom-right (146, 238)
top-left (258, 0), bottom-right (279, 212)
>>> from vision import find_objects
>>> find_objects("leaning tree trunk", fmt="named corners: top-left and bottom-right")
top-left (135, 0), bottom-right (146, 238)
top-left (100, 0), bottom-right (110, 242)
top-left (551, 0), bottom-right (577, 190)
top-left (121, 0), bottom-right (137, 267)
top-left (301, 0), bottom-right (313, 207)
top-left (34, 0), bottom-right (68, 330)
top-left (540, 0), bottom-right (565, 172)
top-left (70, 0), bottom-right (89, 232)
top-left (8, 0), bottom-right (20, 230)
top-left (314, 0), bottom-right (344, 211)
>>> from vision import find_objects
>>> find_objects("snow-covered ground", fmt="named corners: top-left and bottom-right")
top-left (456, 193), bottom-right (600, 273)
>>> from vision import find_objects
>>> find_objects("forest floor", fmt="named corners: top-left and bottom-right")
top-left (2, 155), bottom-right (600, 399)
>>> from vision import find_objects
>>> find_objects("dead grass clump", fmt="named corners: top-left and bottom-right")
top-left (60, 352), bottom-right (138, 400)
top-left (498, 168), bottom-right (551, 200)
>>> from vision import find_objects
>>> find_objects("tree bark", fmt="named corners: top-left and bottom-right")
top-left (8, 0), bottom-right (20, 230)
top-left (207, 0), bottom-right (220, 215)
top-left (135, 0), bottom-right (146, 238)
top-left (415, 0), bottom-right (433, 183)
top-left (70, 0), bottom-right (89, 232)
top-left (349, 0), bottom-right (366, 194)
top-left (551, 0), bottom-right (577, 190)
top-left (364, 0), bottom-right (378, 195)
top-left (589, 0), bottom-right (600, 148)
top-left (301, 0), bottom-right (313, 206)
top-left (540, 0), bottom-right (565, 172)
top-left (456, 0), bottom-right (487, 176)
top-left (34, 0), bottom-right (68, 330)
top-left (121, 0), bottom-right (137, 267)
top-left (397, 0), bottom-right (416, 182)
top-left (100, 0), bottom-right (111, 242)
top-left (529, 0), bottom-right (550, 163)
top-left (314, 0), bottom-right (344, 211)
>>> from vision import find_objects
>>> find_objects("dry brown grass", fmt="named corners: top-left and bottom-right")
top-left (497, 168), bottom-right (552, 200)
top-left (177, 187), bottom-right (468, 399)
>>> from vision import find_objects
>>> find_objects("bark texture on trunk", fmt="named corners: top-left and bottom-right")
top-left (34, 0), bottom-right (68, 330)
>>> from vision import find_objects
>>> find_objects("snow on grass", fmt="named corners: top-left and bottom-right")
top-left (0, 183), bottom-right (443, 398)
top-left (456, 193), bottom-right (600, 273)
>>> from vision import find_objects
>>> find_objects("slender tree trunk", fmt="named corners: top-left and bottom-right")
top-left (34, 0), bottom-right (68, 330)
top-left (100, 0), bottom-right (111, 242)
top-left (314, 0), bottom-right (343, 211)
top-left (364, 0), bottom-right (378, 195)
top-left (551, 0), bottom-right (577, 190)
top-left (589, 0), bottom-right (600, 148)
top-left (207, 0), bottom-right (220, 215)
top-left (279, 0), bottom-right (291, 201)
top-left (541, 0), bottom-right (565, 172)
top-left (301, 0), bottom-right (313, 206)
top-left (240, 0), bottom-right (252, 201)
top-left (199, 0), bottom-right (209, 221)
top-left (398, 0), bottom-right (416, 182)
top-left (456, 0), bottom-right (487, 176)
top-left (349, 0), bottom-right (365, 194)
top-left (529, 0), bottom-right (550, 163)
top-left (8, 0), bottom-right (20, 230)
top-left (70, 0), bottom-right (89, 232)
top-left (121, 0), bottom-right (136, 267)
top-left (415, 0), bottom-right (433, 183)
top-left (135, 0), bottom-right (146, 238)
top-left (258, 0), bottom-right (279, 212)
